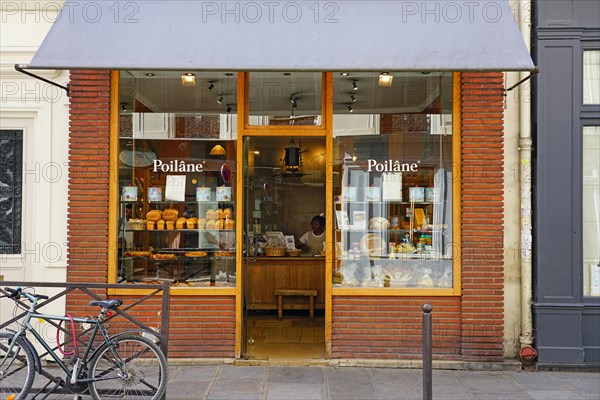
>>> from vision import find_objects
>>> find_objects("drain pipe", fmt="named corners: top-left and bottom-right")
top-left (518, 0), bottom-right (537, 362)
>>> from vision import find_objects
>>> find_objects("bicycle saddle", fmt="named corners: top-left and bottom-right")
top-left (89, 299), bottom-right (123, 309)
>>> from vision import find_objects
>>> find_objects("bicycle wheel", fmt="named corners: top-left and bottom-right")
top-left (88, 334), bottom-right (167, 400)
top-left (0, 332), bottom-right (35, 400)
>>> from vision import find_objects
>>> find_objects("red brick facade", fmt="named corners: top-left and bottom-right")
top-left (67, 71), bottom-right (504, 360)
top-left (330, 73), bottom-right (505, 361)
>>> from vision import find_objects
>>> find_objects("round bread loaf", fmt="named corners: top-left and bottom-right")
top-left (162, 208), bottom-right (179, 221)
top-left (368, 217), bottom-right (391, 230)
top-left (146, 210), bottom-right (162, 222)
top-left (205, 209), bottom-right (216, 220)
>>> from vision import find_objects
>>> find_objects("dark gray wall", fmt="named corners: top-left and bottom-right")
top-left (534, 0), bottom-right (600, 365)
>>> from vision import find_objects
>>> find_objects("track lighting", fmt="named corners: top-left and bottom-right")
top-left (347, 105), bottom-right (354, 113)
top-left (352, 80), bottom-right (358, 91)
top-left (226, 104), bottom-right (232, 113)
top-left (340, 72), bottom-right (349, 76)
top-left (290, 94), bottom-right (298, 108)
top-left (207, 80), bottom-right (215, 91)
top-left (181, 73), bottom-right (196, 87)
top-left (378, 72), bottom-right (393, 87)
top-left (350, 94), bottom-right (356, 103)
top-left (217, 95), bottom-right (224, 104)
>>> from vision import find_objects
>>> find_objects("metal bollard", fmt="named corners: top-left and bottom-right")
top-left (422, 304), bottom-right (433, 400)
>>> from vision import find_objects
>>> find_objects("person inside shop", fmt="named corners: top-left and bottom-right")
top-left (295, 215), bottom-right (326, 256)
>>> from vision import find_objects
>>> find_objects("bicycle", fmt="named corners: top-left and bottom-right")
top-left (0, 287), bottom-right (168, 400)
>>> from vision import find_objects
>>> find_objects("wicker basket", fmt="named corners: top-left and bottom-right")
top-left (264, 246), bottom-right (286, 257)
top-left (286, 249), bottom-right (302, 257)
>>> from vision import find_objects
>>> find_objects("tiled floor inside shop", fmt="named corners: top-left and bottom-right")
top-left (246, 310), bottom-right (325, 360)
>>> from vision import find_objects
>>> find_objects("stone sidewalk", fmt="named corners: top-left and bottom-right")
top-left (165, 365), bottom-right (600, 400)
top-left (24, 363), bottom-right (600, 399)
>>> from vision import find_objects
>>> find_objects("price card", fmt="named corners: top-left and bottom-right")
top-left (165, 175), bottom-right (186, 202)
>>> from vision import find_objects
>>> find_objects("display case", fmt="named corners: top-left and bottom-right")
top-left (333, 160), bottom-right (453, 289)
top-left (119, 199), bottom-right (236, 287)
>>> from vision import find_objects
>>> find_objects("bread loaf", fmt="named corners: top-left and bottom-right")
top-left (205, 209), bottom-right (216, 220)
top-left (224, 218), bottom-right (234, 230)
top-left (146, 210), bottom-right (162, 222)
top-left (206, 219), bottom-right (216, 230)
top-left (224, 208), bottom-right (232, 219)
top-left (216, 219), bottom-right (224, 230)
top-left (162, 208), bottom-right (179, 221)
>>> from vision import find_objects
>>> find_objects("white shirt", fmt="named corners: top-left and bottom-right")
top-left (299, 230), bottom-right (325, 256)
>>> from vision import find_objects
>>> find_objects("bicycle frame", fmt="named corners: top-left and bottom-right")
top-left (1, 297), bottom-right (116, 385)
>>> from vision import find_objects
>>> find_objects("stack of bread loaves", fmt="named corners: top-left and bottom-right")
top-left (205, 208), bottom-right (234, 230)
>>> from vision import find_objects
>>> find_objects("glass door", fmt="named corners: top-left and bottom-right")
top-left (242, 135), bottom-right (327, 359)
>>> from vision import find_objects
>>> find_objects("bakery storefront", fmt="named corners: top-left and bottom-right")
top-left (24, 1), bottom-right (534, 361)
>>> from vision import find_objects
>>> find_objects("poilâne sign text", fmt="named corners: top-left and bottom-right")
top-left (367, 159), bottom-right (419, 172)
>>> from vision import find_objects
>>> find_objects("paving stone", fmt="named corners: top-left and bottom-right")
top-left (326, 367), bottom-right (378, 400)
top-left (458, 371), bottom-right (523, 393)
top-left (218, 365), bottom-right (267, 379)
top-left (433, 383), bottom-right (477, 400)
top-left (525, 389), bottom-right (589, 400)
top-left (472, 392), bottom-right (533, 400)
top-left (170, 365), bottom-right (219, 382)
top-left (508, 371), bottom-right (574, 391)
top-left (266, 383), bottom-right (324, 400)
top-left (166, 380), bottom-right (212, 399)
top-left (268, 366), bottom-right (325, 384)
top-left (370, 368), bottom-right (421, 400)
top-left (208, 377), bottom-right (264, 400)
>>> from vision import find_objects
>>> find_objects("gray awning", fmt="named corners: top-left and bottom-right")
top-left (27, 0), bottom-right (534, 71)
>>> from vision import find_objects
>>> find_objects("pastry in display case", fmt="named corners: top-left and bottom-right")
top-left (333, 163), bottom-right (453, 289)
top-left (119, 190), bottom-right (236, 287)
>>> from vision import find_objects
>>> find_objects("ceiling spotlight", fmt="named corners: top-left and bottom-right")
top-left (226, 104), bottom-right (232, 113)
top-left (340, 72), bottom-right (349, 76)
top-left (145, 73), bottom-right (155, 77)
top-left (207, 80), bottom-right (215, 91)
top-left (352, 80), bottom-right (358, 91)
top-left (217, 95), bottom-right (224, 104)
top-left (378, 72), bottom-right (393, 87)
top-left (181, 73), bottom-right (196, 87)
top-left (290, 94), bottom-right (298, 108)
top-left (347, 105), bottom-right (354, 113)
top-left (120, 103), bottom-right (127, 112)
top-left (225, 72), bottom-right (234, 76)
top-left (350, 94), bottom-right (357, 103)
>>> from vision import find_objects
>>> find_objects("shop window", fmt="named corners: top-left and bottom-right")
top-left (583, 51), bottom-right (600, 105)
top-left (116, 71), bottom-right (238, 287)
top-left (0, 130), bottom-right (23, 254)
top-left (331, 72), bottom-right (454, 289)
top-left (247, 72), bottom-right (322, 126)
top-left (583, 126), bottom-right (600, 297)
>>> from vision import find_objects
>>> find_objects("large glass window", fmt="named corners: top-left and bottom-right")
top-left (247, 72), bottom-right (322, 126)
top-left (583, 51), bottom-right (600, 104)
top-left (0, 130), bottom-right (23, 254)
top-left (583, 126), bottom-right (600, 297)
top-left (331, 72), bottom-right (454, 289)
top-left (117, 72), bottom-right (238, 287)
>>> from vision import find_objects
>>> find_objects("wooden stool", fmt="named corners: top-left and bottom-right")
top-left (274, 289), bottom-right (318, 320)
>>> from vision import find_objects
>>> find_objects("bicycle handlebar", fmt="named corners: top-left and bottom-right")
top-left (4, 287), bottom-right (49, 301)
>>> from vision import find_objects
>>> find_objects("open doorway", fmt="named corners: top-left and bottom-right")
top-left (242, 136), bottom-right (326, 360)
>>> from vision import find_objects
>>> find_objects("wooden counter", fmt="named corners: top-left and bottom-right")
top-left (246, 257), bottom-right (325, 310)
